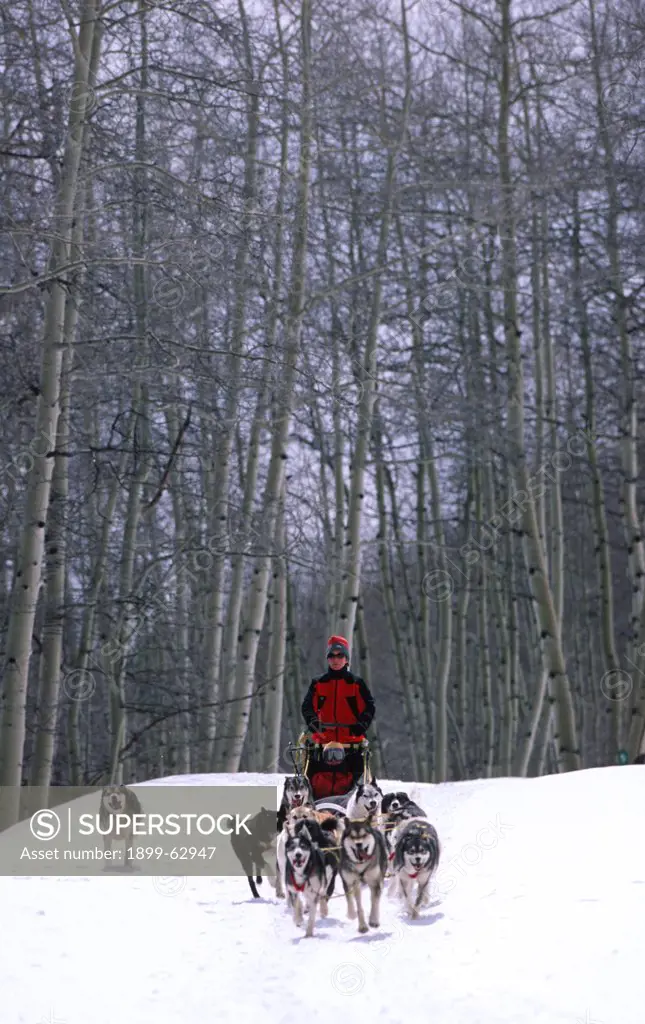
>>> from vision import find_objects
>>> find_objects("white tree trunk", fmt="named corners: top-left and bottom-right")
top-left (0, 0), bottom-right (102, 799)
top-left (201, 0), bottom-right (260, 765)
top-left (264, 491), bottom-right (287, 771)
top-left (222, 0), bottom-right (312, 773)
top-left (497, 0), bottom-right (579, 771)
top-left (209, 0), bottom-right (290, 770)
top-left (338, 0), bottom-right (412, 642)
top-left (30, 295), bottom-right (78, 786)
top-left (108, 389), bottom-right (151, 784)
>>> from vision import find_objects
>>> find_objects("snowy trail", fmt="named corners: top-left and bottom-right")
top-left (3, 766), bottom-right (644, 1024)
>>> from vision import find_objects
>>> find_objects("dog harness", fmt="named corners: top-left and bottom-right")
top-left (287, 864), bottom-right (306, 892)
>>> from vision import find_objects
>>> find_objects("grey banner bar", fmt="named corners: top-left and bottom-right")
top-left (0, 785), bottom-right (278, 877)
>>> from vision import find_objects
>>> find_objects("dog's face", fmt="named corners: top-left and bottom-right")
top-left (285, 830), bottom-right (313, 873)
top-left (283, 776), bottom-right (313, 809)
top-left (354, 781), bottom-right (382, 815)
top-left (400, 833), bottom-right (433, 872)
top-left (382, 791), bottom-right (410, 815)
top-left (286, 807), bottom-right (343, 838)
top-left (285, 805), bottom-right (317, 831)
top-left (342, 820), bottom-right (376, 863)
top-left (101, 786), bottom-right (127, 813)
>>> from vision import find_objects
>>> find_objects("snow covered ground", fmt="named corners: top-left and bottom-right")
top-left (3, 765), bottom-right (643, 1024)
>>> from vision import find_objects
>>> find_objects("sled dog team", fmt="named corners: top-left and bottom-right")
top-left (271, 775), bottom-right (441, 939)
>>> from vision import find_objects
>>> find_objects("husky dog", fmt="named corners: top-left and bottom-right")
top-left (381, 791), bottom-right (426, 820)
top-left (338, 815), bottom-right (388, 933)
top-left (277, 775), bottom-right (315, 831)
top-left (284, 819), bottom-right (339, 937)
top-left (391, 818), bottom-right (440, 919)
top-left (286, 804), bottom-right (342, 828)
top-left (346, 779), bottom-right (383, 823)
top-left (230, 806), bottom-right (278, 899)
top-left (99, 785), bottom-right (143, 860)
top-left (381, 791), bottom-right (408, 816)
top-left (275, 806), bottom-right (343, 899)
top-left (381, 791), bottom-right (427, 856)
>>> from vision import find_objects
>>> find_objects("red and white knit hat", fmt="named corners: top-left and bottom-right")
top-left (326, 635), bottom-right (350, 659)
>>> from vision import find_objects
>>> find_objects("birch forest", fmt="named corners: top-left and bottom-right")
top-left (2, 0), bottom-right (645, 791)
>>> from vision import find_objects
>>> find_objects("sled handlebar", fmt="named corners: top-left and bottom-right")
top-left (313, 722), bottom-right (367, 731)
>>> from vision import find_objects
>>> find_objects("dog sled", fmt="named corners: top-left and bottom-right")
top-left (287, 725), bottom-right (373, 813)
top-left (276, 763), bottom-right (440, 934)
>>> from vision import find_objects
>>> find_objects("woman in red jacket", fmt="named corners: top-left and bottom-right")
top-left (301, 635), bottom-right (376, 799)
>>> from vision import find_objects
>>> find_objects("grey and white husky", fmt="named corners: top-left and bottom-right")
top-left (390, 817), bottom-right (440, 919)
top-left (338, 815), bottom-right (388, 933)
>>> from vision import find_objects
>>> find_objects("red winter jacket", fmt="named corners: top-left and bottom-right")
top-left (301, 667), bottom-right (375, 745)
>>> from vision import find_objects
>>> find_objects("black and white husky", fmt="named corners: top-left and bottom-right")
top-left (391, 817), bottom-right (440, 919)
top-left (283, 819), bottom-right (339, 937)
top-left (381, 791), bottom-right (426, 822)
top-left (276, 805), bottom-right (342, 899)
top-left (277, 775), bottom-right (315, 831)
top-left (346, 778), bottom-right (383, 822)
top-left (338, 815), bottom-right (388, 933)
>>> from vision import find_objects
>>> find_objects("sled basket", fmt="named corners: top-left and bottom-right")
top-left (287, 733), bottom-right (372, 793)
